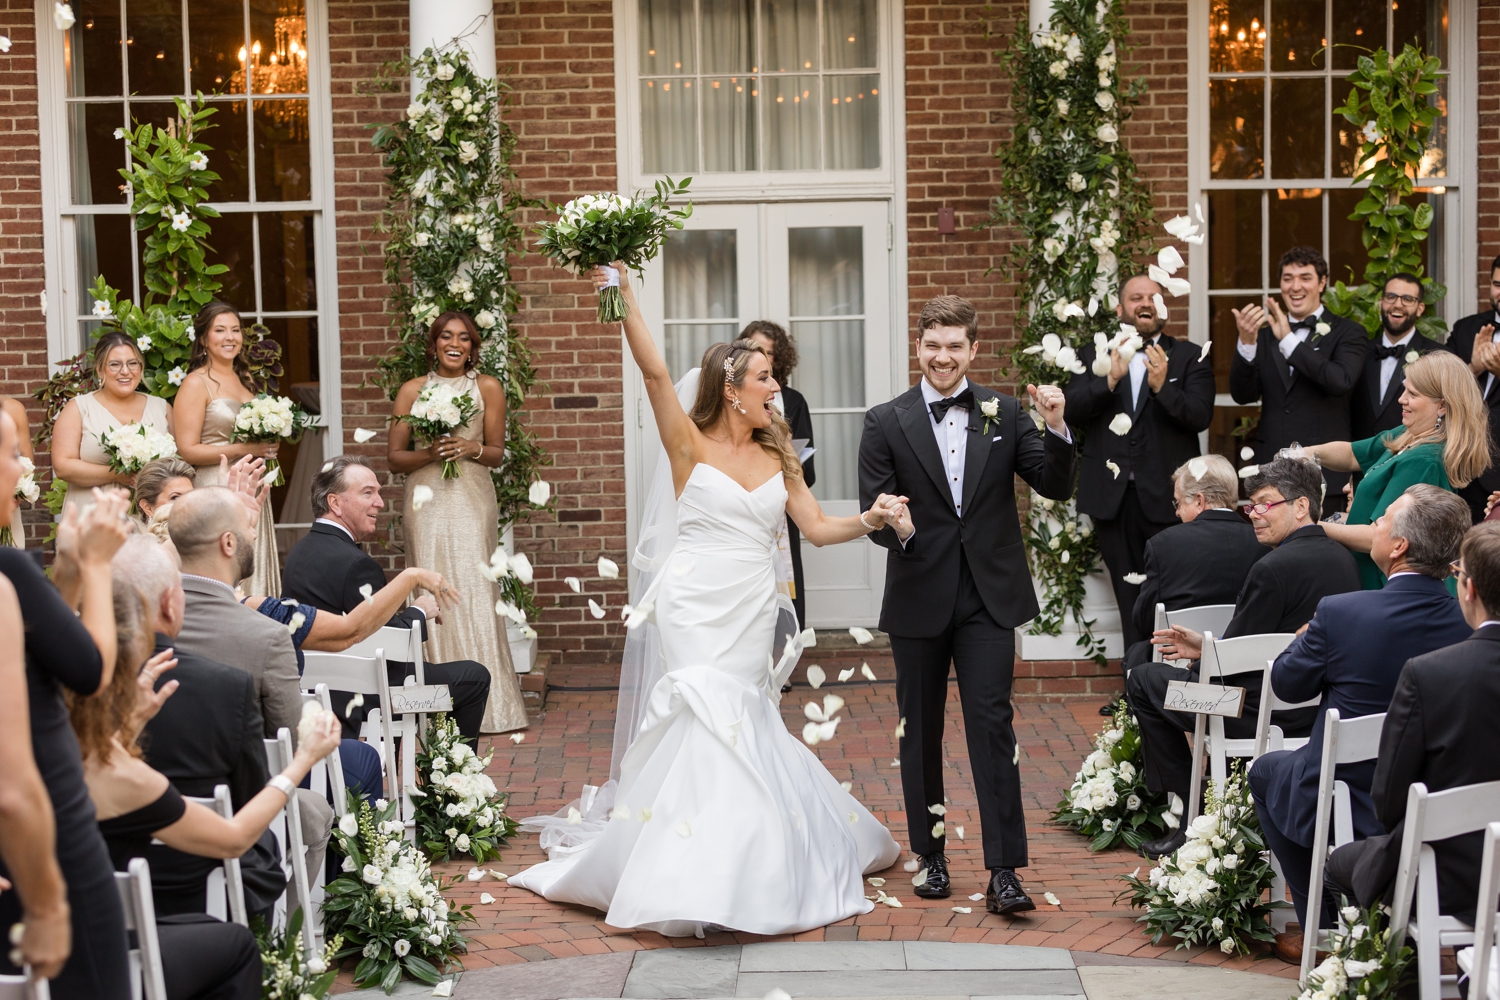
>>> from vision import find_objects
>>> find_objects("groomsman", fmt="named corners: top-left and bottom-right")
top-left (1441, 256), bottom-right (1500, 518)
top-left (1065, 275), bottom-right (1217, 649)
top-left (859, 295), bottom-right (1076, 914)
top-left (1349, 273), bottom-right (1444, 441)
top-left (1230, 246), bottom-right (1366, 516)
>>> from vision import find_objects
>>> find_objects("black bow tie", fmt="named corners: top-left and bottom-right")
top-left (1374, 342), bottom-right (1408, 361)
top-left (1291, 317), bottom-right (1318, 333)
top-left (929, 388), bottom-right (975, 422)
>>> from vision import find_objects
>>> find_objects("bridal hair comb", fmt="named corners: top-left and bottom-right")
top-left (722, 354), bottom-right (737, 384)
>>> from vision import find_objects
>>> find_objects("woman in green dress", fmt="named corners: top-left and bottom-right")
top-left (1301, 350), bottom-right (1490, 590)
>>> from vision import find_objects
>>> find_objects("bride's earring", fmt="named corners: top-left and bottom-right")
top-left (730, 394), bottom-right (746, 414)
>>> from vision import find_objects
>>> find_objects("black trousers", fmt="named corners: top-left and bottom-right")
top-left (1094, 484), bottom-right (1171, 649)
top-left (788, 519), bottom-right (807, 629)
top-left (334, 657), bottom-right (491, 745)
top-left (157, 914), bottom-right (261, 1000)
top-left (887, 553), bottom-right (1026, 869)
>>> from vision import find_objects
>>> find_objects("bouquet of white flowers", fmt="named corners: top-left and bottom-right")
top-left (1051, 701), bottom-right (1169, 851)
top-left (98, 422), bottom-right (177, 476)
top-left (323, 793), bottom-right (471, 992)
top-left (231, 393), bottom-right (312, 486)
top-left (403, 382), bottom-right (479, 479)
top-left (1, 456), bottom-right (39, 546)
top-left (1298, 902), bottom-right (1413, 1000)
top-left (414, 713), bottom-right (518, 863)
top-left (532, 177), bottom-right (692, 323)
top-left (1118, 764), bottom-right (1284, 955)
top-left (255, 908), bottom-right (340, 1000)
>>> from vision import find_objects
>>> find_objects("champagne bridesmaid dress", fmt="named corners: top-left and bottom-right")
top-left (402, 372), bottom-right (527, 733)
top-left (60, 391), bottom-right (174, 512)
top-left (192, 394), bottom-right (282, 598)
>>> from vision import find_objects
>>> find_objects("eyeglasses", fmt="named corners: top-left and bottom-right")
top-left (105, 360), bottom-right (143, 374)
top-left (1451, 560), bottom-right (1466, 580)
top-left (1237, 498), bottom-right (1289, 522)
top-left (1382, 292), bottom-right (1421, 306)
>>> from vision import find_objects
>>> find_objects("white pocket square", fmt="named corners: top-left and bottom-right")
top-left (992, 435), bottom-right (1003, 442)
top-left (1168, 377), bottom-right (1178, 382)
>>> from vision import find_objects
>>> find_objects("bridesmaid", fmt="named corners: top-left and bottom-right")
top-left (172, 302), bottom-right (281, 597)
top-left (2, 398), bottom-right (34, 546)
top-left (51, 332), bottom-right (176, 510)
top-left (388, 311), bottom-right (527, 733)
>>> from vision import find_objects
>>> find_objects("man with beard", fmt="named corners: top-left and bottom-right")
top-left (1439, 256), bottom-right (1500, 519)
top-left (1350, 273), bottom-right (1444, 442)
top-left (1064, 274), bottom-right (1217, 649)
top-left (1231, 246), bottom-right (1366, 517)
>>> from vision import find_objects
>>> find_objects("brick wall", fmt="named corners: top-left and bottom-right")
top-left (1477, 0), bottom-right (1500, 303)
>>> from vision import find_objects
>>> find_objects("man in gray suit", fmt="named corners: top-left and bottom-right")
top-left (168, 486), bottom-right (332, 913)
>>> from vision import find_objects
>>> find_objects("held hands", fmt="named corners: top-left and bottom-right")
top-left (1026, 384), bottom-right (1067, 433)
top-left (866, 493), bottom-right (914, 541)
top-left (1150, 624), bottom-right (1203, 662)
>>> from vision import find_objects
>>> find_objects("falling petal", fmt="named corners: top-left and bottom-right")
top-left (353, 427), bottom-right (378, 444)
top-left (528, 479), bottom-right (551, 506)
top-left (588, 599), bottom-right (606, 619)
top-left (597, 556), bottom-right (619, 579)
top-left (467, 867), bottom-right (484, 881)
top-left (904, 859), bottom-right (921, 872)
top-left (837, 667), bottom-right (855, 682)
top-left (358, 583), bottom-right (374, 605)
top-left (479, 892), bottom-right (495, 905)
top-left (822, 694), bottom-right (845, 717)
top-left (676, 821), bottom-right (692, 837)
top-left (952, 906), bottom-right (973, 913)
top-left (321, 461), bottom-right (334, 473)
top-left (1194, 201), bottom-right (1206, 224)
top-left (346, 692), bottom-right (364, 718)
top-left (1198, 340), bottom-right (1212, 362)
top-left (931, 821), bottom-right (945, 838)
top-left (1240, 446), bottom-right (1255, 461)
top-left (281, 598), bottom-right (299, 607)
top-left (928, 803), bottom-right (947, 816)
top-left (1157, 245), bottom-right (1185, 274)
top-left (848, 626), bottom-right (873, 644)
top-left (1105, 460), bottom-right (1120, 479)
top-left (565, 576), bottom-right (581, 593)
top-left (800, 628), bottom-right (817, 646)
top-left (638, 808), bottom-right (652, 822)
top-left (410, 484), bottom-right (434, 511)
top-left (1013, 744), bottom-right (1020, 764)
top-left (804, 701), bottom-right (827, 723)
top-left (868, 877), bottom-right (885, 886)
top-left (566, 806), bottom-right (582, 825)
top-left (1122, 572), bottom-right (1147, 585)
top-left (817, 718), bottom-right (840, 742)
top-left (954, 825), bottom-right (965, 840)
top-left (892, 758), bottom-right (900, 767)
top-left (1189, 458), bottom-right (1208, 480)
top-left (1160, 274), bottom-right (1192, 297)
top-left (621, 604), bottom-right (634, 620)
top-left (802, 721), bottom-right (822, 746)
top-left (1238, 464), bottom-right (1259, 478)
top-left (624, 600), bottom-right (654, 630)
top-left (848, 811), bottom-right (858, 824)
top-left (840, 781), bottom-right (853, 792)
top-left (1044, 892), bottom-right (1061, 906)
top-left (861, 663), bottom-right (877, 681)
top-left (509, 732), bottom-right (525, 743)
top-left (286, 611), bottom-right (305, 635)
top-left (1152, 292), bottom-right (1169, 321)
top-left (1108, 413), bottom-right (1132, 436)
top-left (806, 664), bottom-right (826, 689)
top-left (894, 717), bottom-right (906, 739)
top-left (609, 805), bottom-right (630, 820)
top-left (912, 868), bottom-right (929, 887)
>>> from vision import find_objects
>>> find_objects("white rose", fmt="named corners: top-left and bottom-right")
top-left (458, 140), bottom-right (479, 163)
top-left (1220, 938), bottom-right (1235, 954)
top-left (474, 309), bottom-right (497, 330)
top-left (362, 864), bottom-right (383, 884)
top-left (456, 833), bottom-right (470, 851)
top-left (435, 63), bottom-right (456, 81)
top-left (1049, 59), bottom-right (1068, 79)
top-left (1056, 98), bottom-right (1070, 116)
top-left (393, 938), bottom-right (411, 957)
top-left (1096, 123), bottom-right (1118, 143)
top-left (1095, 91), bottom-right (1115, 111)
top-left (1067, 172), bottom-right (1087, 192)
top-left (1315, 321), bottom-right (1331, 336)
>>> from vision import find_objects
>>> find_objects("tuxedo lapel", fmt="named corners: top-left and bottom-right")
top-left (1268, 330), bottom-right (1294, 394)
top-left (897, 390), bottom-right (952, 502)
top-left (960, 387), bottom-right (996, 516)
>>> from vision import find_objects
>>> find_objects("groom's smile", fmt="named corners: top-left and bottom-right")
top-left (917, 324), bottom-right (979, 395)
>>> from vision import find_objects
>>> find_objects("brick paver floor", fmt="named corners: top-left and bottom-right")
top-left (439, 655), bottom-right (1300, 980)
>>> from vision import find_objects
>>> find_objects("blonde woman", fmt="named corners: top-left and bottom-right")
top-left (1301, 350), bottom-right (1490, 589)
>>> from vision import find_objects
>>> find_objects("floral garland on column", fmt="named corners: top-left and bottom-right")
top-left (989, 0), bottom-right (1158, 662)
top-left (372, 48), bottom-right (549, 573)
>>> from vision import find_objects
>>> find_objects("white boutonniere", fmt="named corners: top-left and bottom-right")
top-left (979, 397), bottom-right (1000, 435)
top-left (1311, 321), bottom-right (1331, 344)
top-left (1405, 349), bottom-right (1420, 364)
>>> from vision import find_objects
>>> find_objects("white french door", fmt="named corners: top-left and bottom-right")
top-left (626, 200), bottom-right (893, 626)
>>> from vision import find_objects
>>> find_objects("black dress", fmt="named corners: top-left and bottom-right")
top-left (780, 385), bottom-right (816, 628)
top-left (98, 783), bottom-right (261, 1000)
top-left (0, 548), bottom-right (130, 999)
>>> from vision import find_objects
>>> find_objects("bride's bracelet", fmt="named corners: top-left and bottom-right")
top-left (859, 510), bottom-right (877, 532)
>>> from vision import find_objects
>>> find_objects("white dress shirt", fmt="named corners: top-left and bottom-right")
top-left (1378, 330), bottom-right (1416, 402)
top-left (1127, 335), bottom-right (1163, 411)
top-left (315, 517), bottom-right (356, 542)
top-left (1482, 312), bottom-right (1500, 400)
top-left (180, 572), bottom-right (237, 596)
top-left (1236, 305), bottom-right (1327, 377)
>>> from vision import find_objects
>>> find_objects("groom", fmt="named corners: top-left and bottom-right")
top-left (858, 295), bottom-right (1076, 914)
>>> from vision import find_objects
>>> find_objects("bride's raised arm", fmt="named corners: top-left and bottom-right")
top-left (594, 264), bottom-right (697, 475)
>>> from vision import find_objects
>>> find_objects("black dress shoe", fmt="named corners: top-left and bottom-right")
top-left (1139, 829), bottom-right (1187, 860)
top-left (986, 868), bottom-right (1035, 915)
top-left (913, 853), bottom-right (951, 898)
top-left (1098, 696), bottom-right (1126, 718)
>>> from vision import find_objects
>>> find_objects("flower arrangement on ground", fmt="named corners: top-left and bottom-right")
top-left (402, 382), bottom-right (480, 479)
top-left (1297, 902), bottom-right (1413, 1000)
top-left (414, 713), bottom-right (518, 863)
top-left (323, 793), bottom-right (472, 992)
top-left (254, 907), bottom-right (341, 1000)
top-left (1, 456), bottom-right (39, 546)
top-left (533, 178), bottom-right (693, 323)
top-left (99, 422), bottom-right (177, 476)
top-left (231, 394), bottom-right (311, 486)
top-left (1052, 700), bottom-right (1168, 850)
top-left (1118, 764), bottom-right (1284, 955)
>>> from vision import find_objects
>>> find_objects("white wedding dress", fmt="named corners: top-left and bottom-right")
top-left (510, 462), bottom-right (900, 936)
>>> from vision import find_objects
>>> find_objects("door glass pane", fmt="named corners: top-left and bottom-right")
top-left (1269, 0), bottom-right (1325, 71)
top-left (254, 99), bottom-right (311, 200)
top-left (766, 75), bottom-right (819, 170)
top-left (1330, 0), bottom-right (1383, 70)
top-left (663, 230), bottom-right (738, 380)
top-left (248, 0), bottom-right (307, 95)
top-left (825, 0), bottom-right (878, 70)
top-left (642, 80), bottom-right (698, 174)
top-left (258, 212), bottom-right (316, 312)
top-left (1269, 77), bottom-right (1325, 179)
top-left (1208, 297), bottom-right (1246, 394)
top-left (789, 227), bottom-right (863, 502)
top-left (68, 0), bottom-right (124, 96)
top-left (1421, 75), bottom-right (1448, 179)
top-left (701, 0), bottom-right (754, 74)
top-left (200, 210), bottom-right (256, 310)
top-left (126, 0), bottom-right (185, 96)
top-left (824, 73), bottom-right (879, 170)
top-left (1209, 190), bottom-right (1262, 290)
top-left (764, 0), bottom-right (819, 73)
top-left (1209, 78), bottom-right (1264, 179)
top-left (1268, 188), bottom-right (1322, 267)
top-left (1209, 0), bottom-right (1265, 72)
top-left (640, 0), bottom-right (695, 75)
top-left (703, 77), bottom-right (758, 172)
top-left (189, 0), bottom-right (246, 93)
top-left (69, 103), bottom-right (128, 205)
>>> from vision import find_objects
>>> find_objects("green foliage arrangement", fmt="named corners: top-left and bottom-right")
top-left (1295, 902), bottom-right (1414, 1000)
top-left (1051, 699), bottom-right (1168, 849)
top-left (254, 908), bottom-right (341, 1000)
top-left (371, 46), bottom-right (548, 530)
top-left (1323, 44), bottom-right (1448, 339)
top-left (413, 713), bottom-right (519, 863)
top-left (1023, 491), bottom-right (1107, 663)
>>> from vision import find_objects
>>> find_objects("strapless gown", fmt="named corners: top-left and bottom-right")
top-left (509, 464), bottom-right (899, 936)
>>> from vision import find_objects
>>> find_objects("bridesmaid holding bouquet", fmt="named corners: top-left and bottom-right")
top-left (389, 311), bottom-right (527, 733)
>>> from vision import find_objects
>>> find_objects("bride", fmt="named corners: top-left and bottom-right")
top-left (509, 265), bottom-right (909, 936)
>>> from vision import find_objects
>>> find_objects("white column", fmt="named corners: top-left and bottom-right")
top-left (1029, 0), bottom-right (1056, 33)
top-left (410, 0), bottom-right (496, 79)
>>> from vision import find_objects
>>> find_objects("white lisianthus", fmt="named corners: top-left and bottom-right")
top-left (393, 939), bottom-right (411, 957)
top-left (435, 62), bottom-right (456, 81)
top-left (412, 232), bottom-right (430, 247)
top-left (1056, 98), bottom-right (1070, 116)
top-left (1049, 59), bottom-right (1068, 79)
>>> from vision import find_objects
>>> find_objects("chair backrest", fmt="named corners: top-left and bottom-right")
top-left (0, 971), bottom-right (50, 1000)
top-left (302, 684), bottom-right (347, 817)
top-left (344, 623), bottom-right (424, 684)
top-left (1463, 821), bottom-right (1500, 1000)
top-left (302, 649), bottom-right (396, 798)
top-left (1166, 604), bottom-right (1237, 638)
top-left (1390, 780), bottom-right (1500, 942)
top-left (181, 785), bottom-right (247, 927)
top-left (115, 858), bottom-right (168, 1000)
top-left (1200, 631), bottom-right (1296, 683)
top-left (1253, 658), bottom-right (1325, 759)
top-left (264, 728), bottom-right (318, 957)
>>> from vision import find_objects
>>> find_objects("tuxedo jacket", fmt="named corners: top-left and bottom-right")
top-left (1222, 524), bottom-right (1362, 641)
top-left (1129, 509), bottom-right (1267, 640)
top-left (282, 522), bottom-right (426, 636)
top-left (1064, 334), bottom-right (1217, 524)
top-left (1229, 313), bottom-right (1367, 460)
top-left (1345, 624), bottom-right (1500, 925)
top-left (1254, 574), bottom-right (1470, 849)
top-left (1440, 310), bottom-right (1500, 507)
top-left (1349, 332), bottom-right (1447, 442)
top-left (859, 382), bottom-right (1077, 637)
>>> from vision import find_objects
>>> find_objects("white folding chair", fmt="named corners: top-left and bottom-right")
top-left (1152, 603), bottom-right (1237, 663)
top-left (1457, 822), bottom-right (1500, 1000)
top-left (1299, 709), bottom-right (1389, 986)
top-left (1253, 659), bottom-right (1323, 760)
top-left (1389, 780), bottom-right (1500, 1000)
top-left (0, 969), bottom-right (50, 999)
top-left (264, 728), bottom-right (318, 953)
top-left (178, 785), bottom-right (247, 927)
top-left (344, 622), bottom-right (425, 686)
top-left (302, 684), bottom-right (347, 819)
top-left (302, 649), bottom-right (397, 804)
top-left (115, 857), bottom-right (168, 1000)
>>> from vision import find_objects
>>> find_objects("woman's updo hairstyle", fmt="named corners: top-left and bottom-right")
top-left (91, 331), bottom-right (145, 386)
top-left (688, 340), bottom-right (802, 482)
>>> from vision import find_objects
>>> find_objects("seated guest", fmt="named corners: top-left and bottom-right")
top-left (1129, 457), bottom-right (1362, 858)
top-left (166, 488), bottom-right (334, 916)
top-left (1299, 350), bottom-right (1490, 589)
top-left (1442, 254), bottom-right (1500, 520)
top-left (282, 457), bottom-right (491, 745)
top-left (1248, 485), bottom-right (1472, 962)
top-left (1324, 521), bottom-right (1500, 928)
top-left (1121, 454), bottom-right (1267, 674)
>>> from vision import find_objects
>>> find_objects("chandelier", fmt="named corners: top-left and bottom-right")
top-left (230, 9), bottom-right (308, 137)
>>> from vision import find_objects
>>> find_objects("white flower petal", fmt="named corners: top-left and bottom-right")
top-left (800, 628), bottom-right (817, 646)
top-left (837, 667), bottom-right (855, 682)
top-left (861, 663), bottom-right (877, 681)
top-left (840, 781), bottom-right (853, 792)
top-left (597, 556), bottom-right (619, 579)
top-left (358, 583), bottom-right (374, 605)
top-left (528, 479), bottom-right (551, 506)
top-left (804, 701), bottom-right (827, 723)
top-left (952, 906), bottom-right (973, 913)
top-left (1122, 572), bottom-right (1147, 585)
top-left (509, 732), bottom-right (525, 743)
top-left (1044, 892), bottom-right (1061, 906)
top-left (588, 598), bottom-right (606, 619)
top-left (894, 717), bottom-right (906, 739)
top-left (1238, 464), bottom-right (1259, 478)
top-left (411, 484), bottom-right (434, 510)
top-left (1198, 340), bottom-right (1212, 362)
top-left (1105, 459), bottom-right (1120, 479)
top-left (868, 877), bottom-right (885, 886)
top-left (928, 803), bottom-right (947, 815)
top-left (479, 892), bottom-right (495, 905)
top-left (1152, 292), bottom-right (1169, 320)
top-left (610, 805), bottom-right (630, 820)
top-left (954, 825), bottom-right (965, 840)
top-left (466, 867), bottom-right (484, 881)
top-left (931, 820), bottom-right (945, 838)
top-left (1013, 744), bottom-right (1021, 764)
top-left (912, 868), bottom-right (929, 887)
top-left (1189, 458), bottom-right (1208, 480)
top-left (566, 806), bottom-right (582, 825)
top-left (802, 721), bottom-right (822, 745)
top-left (762, 990), bottom-right (792, 1000)
top-left (1108, 413), bottom-right (1133, 436)
top-left (565, 576), bottom-right (581, 593)
top-left (806, 664), bottom-right (826, 689)
top-left (1157, 245), bottom-right (1185, 274)
top-left (848, 626), bottom-right (873, 644)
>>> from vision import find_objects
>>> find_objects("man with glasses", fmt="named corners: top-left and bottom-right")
top-left (1441, 255), bottom-right (1500, 519)
top-left (1231, 247), bottom-right (1367, 517)
top-left (1128, 457), bottom-right (1361, 859)
top-left (1350, 274), bottom-right (1445, 443)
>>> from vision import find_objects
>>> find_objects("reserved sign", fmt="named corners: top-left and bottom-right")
top-left (388, 684), bottom-right (453, 715)
top-left (1164, 681), bottom-right (1246, 718)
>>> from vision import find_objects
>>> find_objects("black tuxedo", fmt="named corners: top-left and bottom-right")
top-left (1325, 624), bottom-right (1500, 926)
top-left (1065, 334), bottom-right (1217, 646)
top-left (1127, 525), bottom-right (1362, 805)
top-left (859, 380), bottom-right (1076, 869)
top-left (1349, 332), bottom-right (1445, 442)
top-left (281, 522), bottom-right (492, 742)
top-left (780, 385), bottom-right (816, 628)
top-left (1437, 309), bottom-right (1499, 519)
top-left (1229, 311), bottom-right (1366, 515)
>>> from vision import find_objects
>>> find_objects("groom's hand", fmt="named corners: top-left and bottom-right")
top-left (1027, 383), bottom-right (1067, 434)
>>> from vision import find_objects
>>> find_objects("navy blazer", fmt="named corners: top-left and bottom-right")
top-left (1250, 573), bottom-right (1470, 848)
